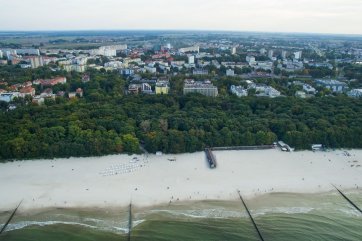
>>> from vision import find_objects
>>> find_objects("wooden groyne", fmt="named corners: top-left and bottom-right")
top-left (127, 203), bottom-right (133, 241)
top-left (205, 148), bottom-right (216, 168)
top-left (0, 200), bottom-right (22, 235)
top-left (333, 185), bottom-right (362, 214)
top-left (237, 191), bottom-right (265, 241)
top-left (212, 145), bottom-right (275, 151)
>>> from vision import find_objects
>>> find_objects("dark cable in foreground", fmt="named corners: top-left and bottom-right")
top-left (0, 200), bottom-right (23, 235)
top-left (127, 202), bottom-right (132, 241)
top-left (332, 184), bottom-right (362, 214)
top-left (237, 190), bottom-right (265, 241)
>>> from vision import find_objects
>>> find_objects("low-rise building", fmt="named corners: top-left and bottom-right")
top-left (82, 74), bottom-right (90, 83)
top-left (193, 69), bottom-right (209, 75)
top-left (19, 86), bottom-right (35, 97)
top-left (179, 46), bottom-right (200, 53)
top-left (32, 96), bottom-right (44, 105)
top-left (315, 79), bottom-right (347, 93)
top-left (155, 80), bottom-right (170, 94)
top-left (141, 83), bottom-right (153, 94)
top-left (250, 84), bottom-right (281, 98)
top-left (128, 84), bottom-right (140, 94)
top-left (226, 69), bottom-right (235, 77)
top-left (0, 92), bottom-right (19, 102)
top-left (295, 91), bottom-right (307, 98)
top-left (76, 88), bottom-right (84, 97)
top-left (303, 84), bottom-right (316, 94)
top-left (40, 77), bottom-right (67, 87)
top-left (230, 85), bottom-right (247, 97)
top-left (347, 89), bottom-right (362, 98)
top-left (183, 79), bottom-right (218, 97)
top-left (264, 86), bottom-right (281, 98)
top-left (144, 65), bottom-right (157, 74)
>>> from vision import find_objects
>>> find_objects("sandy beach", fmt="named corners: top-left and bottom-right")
top-left (0, 149), bottom-right (362, 212)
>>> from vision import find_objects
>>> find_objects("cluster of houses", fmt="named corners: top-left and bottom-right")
top-left (230, 80), bottom-right (281, 98)
top-left (1, 41), bottom-right (362, 103)
top-left (0, 76), bottom-right (83, 107)
top-left (127, 76), bottom-right (170, 95)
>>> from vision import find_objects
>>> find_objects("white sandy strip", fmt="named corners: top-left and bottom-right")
top-left (0, 149), bottom-right (362, 212)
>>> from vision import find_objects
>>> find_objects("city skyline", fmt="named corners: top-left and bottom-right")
top-left (1, 0), bottom-right (362, 35)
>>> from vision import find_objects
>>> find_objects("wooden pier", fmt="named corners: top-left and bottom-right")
top-left (212, 145), bottom-right (275, 151)
top-left (205, 148), bottom-right (216, 168)
top-left (205, 145), bottom-right (275, 169)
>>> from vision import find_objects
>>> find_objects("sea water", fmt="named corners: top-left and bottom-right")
top-left (1, 191), bottom-right (361, 241)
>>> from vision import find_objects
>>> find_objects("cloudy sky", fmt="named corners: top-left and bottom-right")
top-left (1, 0), bottom-right (361, 34)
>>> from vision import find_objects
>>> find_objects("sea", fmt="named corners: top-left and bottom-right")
top-left (1, 191), bottom-right (361, 241)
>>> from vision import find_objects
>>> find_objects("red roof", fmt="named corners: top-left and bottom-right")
top-left (20, 86), bottom-right (35, 94)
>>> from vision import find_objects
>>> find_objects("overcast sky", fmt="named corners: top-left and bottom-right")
top-left (1, 0), bottom-right (361, 34)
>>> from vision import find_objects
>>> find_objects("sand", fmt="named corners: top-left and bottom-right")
top-left (0, 149), bottom-right (361, 212)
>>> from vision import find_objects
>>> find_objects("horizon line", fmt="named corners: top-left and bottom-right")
top-left (0, 29), bottom-right (361, 37)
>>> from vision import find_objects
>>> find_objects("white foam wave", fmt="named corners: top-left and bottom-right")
top-left (150, 209), bottom-right (244, 219)
top-left (3, 220), bottom-right (98, 233)
top-left (2, 219), bottom-right (140, 234)
top-left (150, 206), bottom-right (315, 219)
top-left (252, 207), bottom-right (314, 217)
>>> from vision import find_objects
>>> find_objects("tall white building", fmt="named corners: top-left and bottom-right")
top-left (30, 56), bottom-right (44, 69)
top-left (281, 50), bottom-right (287, 59)
top-left (95, 45), bottom-right (127, 57)
top-left (231, 47), bottom-right (237, 55)
top-left (268, 50), bottom-right (274, 59)
top-left (294, 51), bottom-right (302, 60)
top-left (188, 55), bottom-right (195, 64)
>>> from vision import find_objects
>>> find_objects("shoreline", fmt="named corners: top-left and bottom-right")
top-left (2, 189), bottom-right (361, 216)
top-left (1, 149), bottom-right (361, 212)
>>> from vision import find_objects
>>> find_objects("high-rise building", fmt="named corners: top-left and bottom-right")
top-left (188, 55), bottom-right (195, 64)
top-left (260, 48), bottom-right (267, 55)
top-left (30, 56), bottom-right (44, 69)
top-left (281, 50), bottom-right (287, 59)
top-left (231, 47), bottom-right (237, 55)
top-left (294, 51), bottom-right (302, 60)
top-left (95, 45), bottom-right (127, 56)
top-left (268, 50), bottom-right (274, 59)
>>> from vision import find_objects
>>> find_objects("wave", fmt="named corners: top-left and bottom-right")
top-left (3, 220), bottom-right (99, 233)
top-left (149, 209), bottom-right (245, 219)
top-left (2, 218), bottom-right (145, 234)
top-left (252, 207), bottom-right (315, 217)
top-left (149, 206), bottom-right (317, 219)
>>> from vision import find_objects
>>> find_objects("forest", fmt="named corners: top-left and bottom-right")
top-left (1, 90), bottom-right (362, 160)
top-left (1, 66), bottom-right (362, 160)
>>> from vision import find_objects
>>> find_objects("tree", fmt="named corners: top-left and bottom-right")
top-left (122, 134), bottom-right (139, 153)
